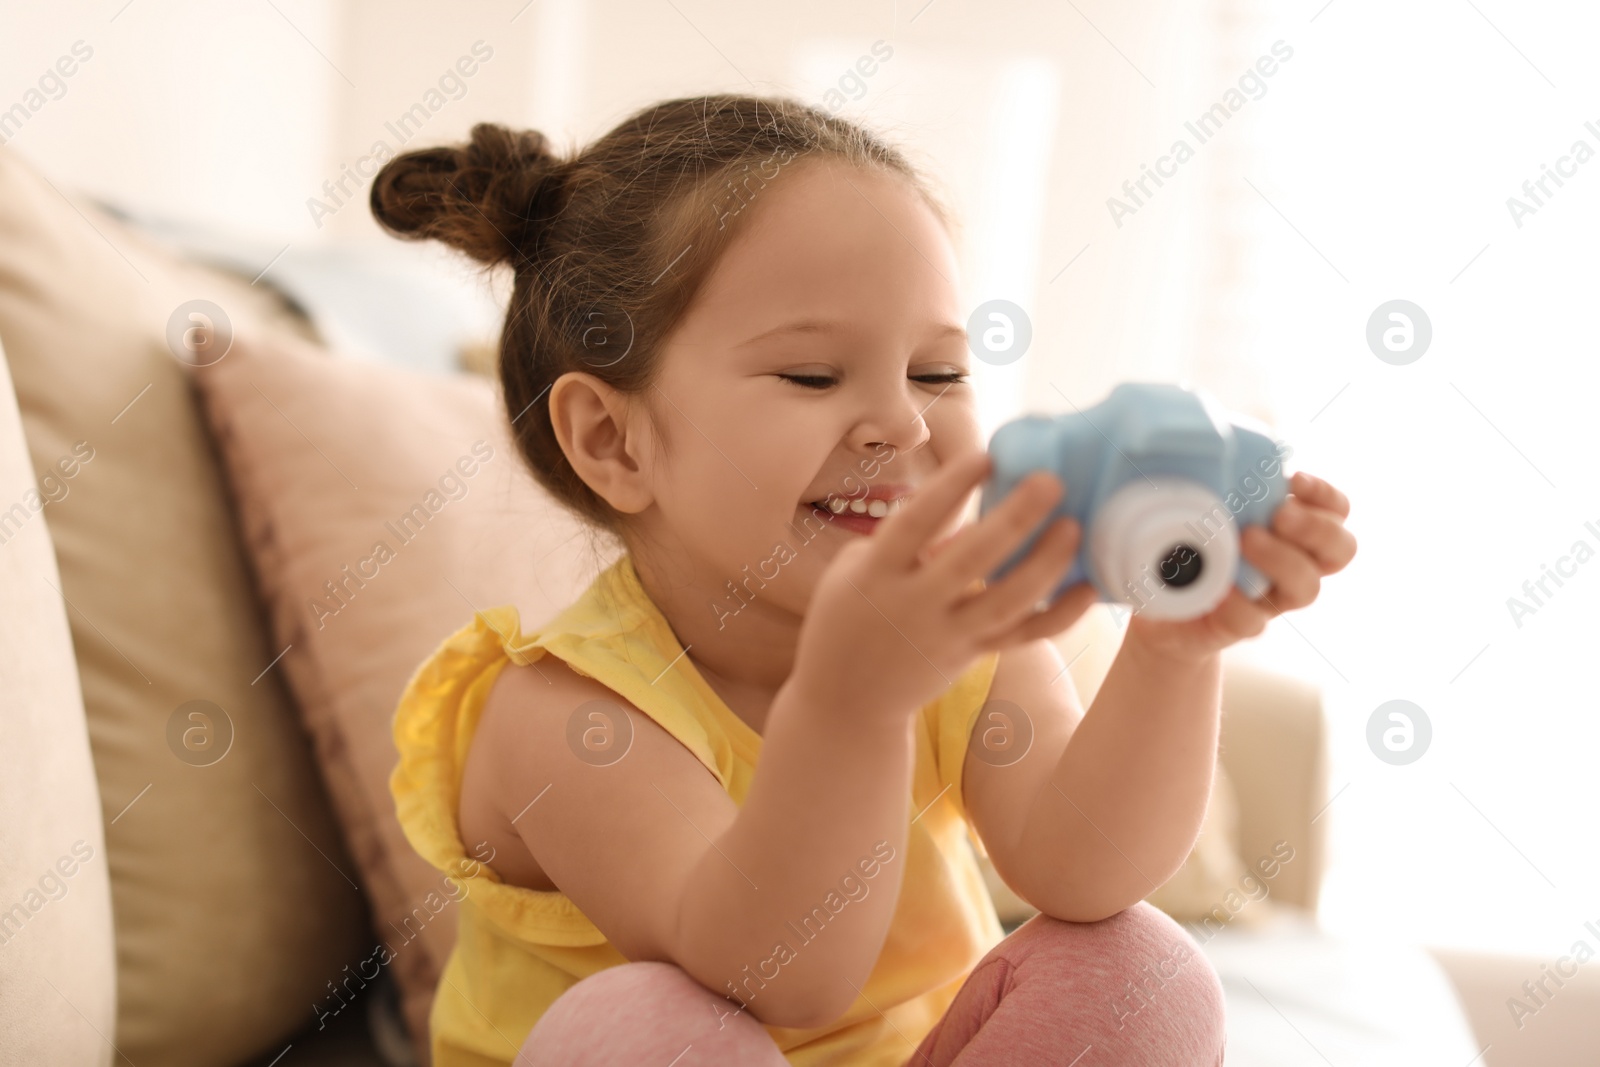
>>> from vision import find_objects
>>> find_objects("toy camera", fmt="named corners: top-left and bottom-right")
top-left (979, 382), bottom-right (1292, 621)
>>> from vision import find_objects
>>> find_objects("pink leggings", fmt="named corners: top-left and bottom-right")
top-left (517, 901), bottom-right (1226, 1065)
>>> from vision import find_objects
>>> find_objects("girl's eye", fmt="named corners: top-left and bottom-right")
top-left (776, 373), bottom-right (836, 390)
top-left (776, 371), bottom-right (970, 389)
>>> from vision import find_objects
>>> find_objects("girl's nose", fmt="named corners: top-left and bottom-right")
top-left (848, 379), bottom-right (934, 455)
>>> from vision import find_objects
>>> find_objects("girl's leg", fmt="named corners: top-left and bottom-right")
top-left (906, 901), bottom-right (1226, 1067)
top-left (515, 961), bottom-right (788, 1067)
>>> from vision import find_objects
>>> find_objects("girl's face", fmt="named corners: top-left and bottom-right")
top-left (632, 158), bottom-right (981, 620)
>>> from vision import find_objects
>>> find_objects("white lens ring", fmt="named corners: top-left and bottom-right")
top-left (1086, 477), bottom-right (1239, 620)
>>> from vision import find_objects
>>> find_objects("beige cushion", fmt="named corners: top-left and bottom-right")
top-left (0, 337), bottom-right (115, 1065)
top-left (0, 150), bottom-right (369, 1064)
top-left (188, 329), bottom-right (601, 1059)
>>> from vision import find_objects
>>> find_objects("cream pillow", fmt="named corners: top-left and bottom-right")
top-left (0, 151), bottom-right (369, 1064)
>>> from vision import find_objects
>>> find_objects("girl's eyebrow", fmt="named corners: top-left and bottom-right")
top-left (735, 319), bottom-right (967, 348)
top-left (735, 319), bottom-right (846, 348)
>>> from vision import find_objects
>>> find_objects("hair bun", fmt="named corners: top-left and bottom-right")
top-left (369, 122), bottom-right (566, 267)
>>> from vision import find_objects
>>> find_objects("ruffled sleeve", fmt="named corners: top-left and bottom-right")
top-left (390, 606), bottom-right (609, 947)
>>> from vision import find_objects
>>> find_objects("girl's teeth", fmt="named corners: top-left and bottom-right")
top-left (815, 496), bottom-right (905, 516)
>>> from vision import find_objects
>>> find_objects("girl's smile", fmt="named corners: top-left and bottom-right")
top-left (803, 483), bottom-right (916, 534)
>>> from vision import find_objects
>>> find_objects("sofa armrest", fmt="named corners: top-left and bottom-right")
top-left (1429, 947), bottom-right (1600, 1066)
top-left (0, 338), bottom-right (117, 1064)
top-left (1217, 655), bottom-right (1327, 913)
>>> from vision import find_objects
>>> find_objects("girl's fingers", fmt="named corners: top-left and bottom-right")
top-left (927, 469), bottom-right (1065, 589)
top-left (1271, 497), bottom-right (1357, 574)
top-left (1198, 585), bottom-right (1274, 638)
top-left (985, 581), bottom-right (1100, 649)
top-left (871, 450), bottom-right (992, 570)
top-left (1241, 525), bottom-right (1321, 611)
top-left (1225, 591), bottom-right (1275, 636)
top-left (955, 515), bottom-right (1080, 633)
top-left (1289, 471), bottom-right (1351, 520)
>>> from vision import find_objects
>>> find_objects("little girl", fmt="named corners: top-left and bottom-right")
top-left (381, 96), bottom-right (1355, 1067)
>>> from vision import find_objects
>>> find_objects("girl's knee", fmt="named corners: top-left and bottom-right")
top-left (1008, 902), bottom-right (1226, 1053)
top-left (524, 961), bottom-right (712, 1047)
top-left (1017, 902), bottom-right (1216, 978)
top-left (519, 961), bottom-right (784, 1067)
top-left (1106, 903), bottom-right (1224, 1014)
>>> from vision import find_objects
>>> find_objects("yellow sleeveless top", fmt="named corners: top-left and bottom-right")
top-left (390, 554), bottom-right (1005, 1067)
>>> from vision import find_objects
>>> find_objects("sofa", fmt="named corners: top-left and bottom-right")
top-left (2, 146), bottom-right (1594, 1066)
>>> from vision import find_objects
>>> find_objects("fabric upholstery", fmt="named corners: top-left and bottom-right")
top-left (0, 336), bottom-right (116, 1066)
top-left (0, 149), bottom-right (369, 1065)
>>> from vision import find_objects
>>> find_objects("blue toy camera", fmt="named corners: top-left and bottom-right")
top-left (979, 382), bottom-right (1293, 620)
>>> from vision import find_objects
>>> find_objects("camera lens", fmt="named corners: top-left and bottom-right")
top-left (1088, 479), bottom-right (1238, 620)
top-left (1157, 543), bottom-right (1203, 588)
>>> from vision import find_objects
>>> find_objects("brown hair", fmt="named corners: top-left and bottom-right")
top-left (369, 94), bottom-right (948, 540)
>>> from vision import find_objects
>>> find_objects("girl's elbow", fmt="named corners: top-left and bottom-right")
top-left (742, 983), bottom-right (857, 1030)
top-left (743, 994), bottom-right (839, 1031)
top-left (1047, 900), bottom-right (1135, 924)
top-left (1033, 881), bottom-right (1149, 924)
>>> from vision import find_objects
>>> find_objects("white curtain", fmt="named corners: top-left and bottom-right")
top-left (1204, 0), bottom-right (1600, 962)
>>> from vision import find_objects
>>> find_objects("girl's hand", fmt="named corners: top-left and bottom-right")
top-left (1126, 470), bottom-right (1357, 661)
top-left (790, 451), bottom-right (1099, 722)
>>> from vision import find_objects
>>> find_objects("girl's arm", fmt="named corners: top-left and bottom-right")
top-left (478, 656), bottom-right (913, 1032)
top-left (968, 471), bottom-right (1356, 921)
top-left (673, 670), bottom-right (923, 1029)
top-left (971, 632), bottom-right (1223, 923)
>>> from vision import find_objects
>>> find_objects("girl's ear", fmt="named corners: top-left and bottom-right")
top-left (547, 370), bottom-right (655, 515)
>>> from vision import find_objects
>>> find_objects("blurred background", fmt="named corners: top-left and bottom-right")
top-left (4, 0), bottom-right (1598, 1064)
